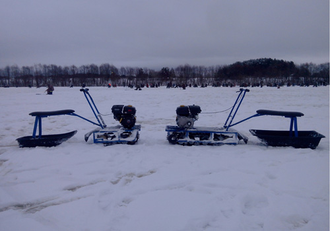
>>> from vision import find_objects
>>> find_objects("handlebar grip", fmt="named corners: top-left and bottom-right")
top-left (237, 88), bottom-right (250, 92)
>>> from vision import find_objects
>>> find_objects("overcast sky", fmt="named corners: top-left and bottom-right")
top-left (1, 0), bottom-right (329, 70)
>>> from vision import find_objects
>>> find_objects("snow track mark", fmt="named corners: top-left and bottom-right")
top-left (284, 214), bottom-right (310, 229)
top-left (0, 196), bottom-right (90, 214)
top-left (64, 179), bottom-right (106, 192)
top-left (110, 170), bottom-right (156, 185)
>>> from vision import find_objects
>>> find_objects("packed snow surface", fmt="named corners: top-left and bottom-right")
top-left (0, 86), bottom-right (329, 231)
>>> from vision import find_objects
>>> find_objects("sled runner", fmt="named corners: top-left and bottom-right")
top-left (165, 89), bottom-right (249, 145)
top-left (17, 110), bottom-right (77, 147)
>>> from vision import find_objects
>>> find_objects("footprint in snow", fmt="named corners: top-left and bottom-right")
top-left (241, 194), bottom-right (269, 215)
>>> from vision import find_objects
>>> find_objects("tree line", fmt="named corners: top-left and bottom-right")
top-left (0, 58), bottom-right (328, 88)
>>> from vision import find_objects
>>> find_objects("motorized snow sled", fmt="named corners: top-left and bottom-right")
top-left (74, 88), bottom-right (141, 146)
top-left (165, 88), bottom-right (325, 149)
top-left (17, 88), bottom-right (141, 147)
top-left (165, 88), bottom-right (250, 146)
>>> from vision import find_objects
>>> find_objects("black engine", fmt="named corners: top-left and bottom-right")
top-left (176, 105), bottom-right (201, 128)
top-left (111, 105), bottom-right (136, 129)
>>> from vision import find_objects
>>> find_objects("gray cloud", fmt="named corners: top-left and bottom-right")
top-left (0, 0), bottom-right (328, 69)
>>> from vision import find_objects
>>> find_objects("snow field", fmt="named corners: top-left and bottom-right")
top-left (0, 86), bottom-right (328, 231)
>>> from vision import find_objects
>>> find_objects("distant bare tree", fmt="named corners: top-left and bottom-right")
top-left (69, 65), bottom-right (78, 75)
top-left (0, 58), bottom-right (328, 87)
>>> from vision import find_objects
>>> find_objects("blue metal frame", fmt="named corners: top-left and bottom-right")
top-left (225, 113), bottom-right (262, 129)
top-left (29, 87), bottom-right (109, 138)
top-left (290, 117), bottom-right (299, 137)
top-left (226, 113), bottom-right (300, 137)
top-left (25, 88), bottom-right (129, 143)
top-left (32, 116), bottom-right (42, 138)
top-left (70, 113), bottom-right (103, 127)
top-left (223, 88), bottom-right (250, 131)
top-left (222, 88), bottom-right (300, 137)
top-left (77, 88), bottom-right (106, 129)
top-left (31, 112), bottom-right (76, 138)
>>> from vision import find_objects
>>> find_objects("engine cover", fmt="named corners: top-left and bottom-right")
top-left (111, 105), bottom-right (136, 129)
top-left (176, 105), bottom-right (201, 117)
top-left (176, 116), bottom-right (196, 129)
top-left (120, 115), bottom-right (136, 129)
top-left (175, 105), bottom-right (201, 129)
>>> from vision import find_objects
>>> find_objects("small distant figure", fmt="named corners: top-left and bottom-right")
top-left (108, 83), bottom-right (111, 88)
top-left (46, 84), bottom-right (54, 95)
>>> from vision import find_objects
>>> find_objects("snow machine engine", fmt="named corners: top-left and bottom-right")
top-left (111, 105), bottom-right (136, 129)
top-left (176, 105), bottom-right (201, 129)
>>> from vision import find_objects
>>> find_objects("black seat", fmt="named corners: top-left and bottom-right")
top-left (256, 110), bottom-right (304, 117)
top-left (29, 109), bottom-right (75, 117)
